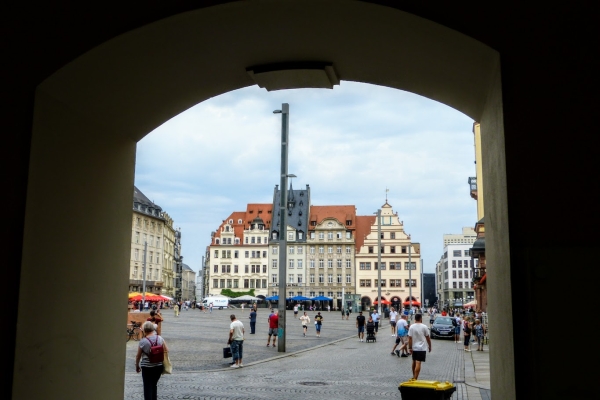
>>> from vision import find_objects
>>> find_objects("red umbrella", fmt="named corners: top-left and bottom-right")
top-left (373, 299), bottom-right (391, 305)
top-left (403, 300), bottom-right (421, 306)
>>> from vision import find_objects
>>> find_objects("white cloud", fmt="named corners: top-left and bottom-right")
top-left (135, 82), bottom-right (477, 273)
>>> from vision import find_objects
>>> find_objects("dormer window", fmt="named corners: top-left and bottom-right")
top-left (238, 219), bottom-right (242, 224)
top-left (299, 210), bottom-right (302, 216)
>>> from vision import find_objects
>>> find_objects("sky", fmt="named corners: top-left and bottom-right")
top-left (134, 81), bottom-right (477, 274)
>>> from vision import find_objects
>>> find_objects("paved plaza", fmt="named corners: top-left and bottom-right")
top-left (124, 308), bottom-right (490, 399)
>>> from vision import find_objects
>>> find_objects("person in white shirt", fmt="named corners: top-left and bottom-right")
top-left (407, 313), bottom-right (432, 380)
top-left (299, 312), bottom-right (310, 336)
top-left (228, 314), bottom-right (245, 368)
top-left (389, 307), bottom-right (398, 336)
top-left (293, 304), bottom-right (299, 318)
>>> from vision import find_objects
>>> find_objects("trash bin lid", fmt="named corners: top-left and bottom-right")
top-left (399, 379), bottom-right (455, 391)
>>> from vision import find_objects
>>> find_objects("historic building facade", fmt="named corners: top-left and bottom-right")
top-left (161, 213), bottom-right (176, 297)
top-left (208, 204), bottom-right (272, 298)
top-left (354, 202), bottom-right (421, 311)
top-left (306, 205), bottom-right (357, 309)
top-left (129, 186), bottom-right (165, 294)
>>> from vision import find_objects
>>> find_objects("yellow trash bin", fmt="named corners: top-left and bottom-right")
top-left (398, 379), bottom-right (456, 400)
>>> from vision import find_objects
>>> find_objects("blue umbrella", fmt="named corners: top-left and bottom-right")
top-left (265, 295), bottom-right (279, 301)
top-left (311, 295), bottom-right (332, 301)
top-left (288, 295), bottom-right (310, 301)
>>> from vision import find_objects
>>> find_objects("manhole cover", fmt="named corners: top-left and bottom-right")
top-left (299, 382), bottom-right (328, 386)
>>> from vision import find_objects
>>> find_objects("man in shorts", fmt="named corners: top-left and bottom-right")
top-left (293, 304), bottom-right (299, 318)
top-left (389, 307), bottom-right (398, 336)
top-left (407, 313), bottom-right (432, 380)
top-left (267, 309), bottom-right (278, 347)
top-left (356, 311), bottom-right (366, 342)
top-left (392, 314), bottom-right (410, 357)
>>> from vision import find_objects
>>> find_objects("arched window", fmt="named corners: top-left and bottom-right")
top-left (215, 238), bottom-right (220, 244)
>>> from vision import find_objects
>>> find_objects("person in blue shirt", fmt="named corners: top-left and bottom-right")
top-left (371, 309), bottom-right (380, 334)
top-left (248, 308), bottom-right (257, 334)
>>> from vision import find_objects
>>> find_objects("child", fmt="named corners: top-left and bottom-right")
top-left (474, 319), bottom-right (485, 351)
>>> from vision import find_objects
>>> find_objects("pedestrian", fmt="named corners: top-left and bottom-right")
top-left (299, 311), bottom-right (310, 336)
top-left (314, 312), bottom-right (323, 337)
top-left (327, 304), bottom-right (330, 312)
top-left (248, 307), bottom-right (257, 334)
top-left (391, 314), bottom-right (410, 357)
top-left (371, 309), bottom-right (380, 334)
top-left (463, 317), bottom-right (472, 351)
top-left (441, 309), bottom-right (447, 316)
top-left (341, 307), bottom-right (345, 320)
top-left (228, 314), bottom-right (245, 368)
top-left (345, 308), bottom-right (350, 320)
top-left (209, 302), bottom-right (213, 314)
top-left (241, 303), bottom-right (245, 313)
top-left (389, 307), bottom-right (398, 336)
top-left (474, 319), bottom-right (484, 351)
top-left (266, 309), bottom-right (278, 347)
top-left (146, 310), bottom-right (163, 334)
top-left (293, 303), bottom-right (299, 318)
top-left (173, 303), bottom-right (179, 317)
top-left (135, 321), bottom-right (168, 400)
top-left (429, 308), bottom-right (436, 327)
top-left (356, 310), bottom-right (366, 342)
top-left (407, 313), bottom-right (432, 380)
top-left (453, 313), bottom-right (461, 343)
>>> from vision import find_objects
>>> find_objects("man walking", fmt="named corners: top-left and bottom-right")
top-left (407, 313), bottom-right (432, 380)
top-left (356, 311), bottom-right (366, 342)
top-left (371, 309), bottom-right (380, 334)
top-left (228, 314), bottom-right (245, 368)
top-left (392, 314), bottom-right (410, 357)
top-left (248, 307), bottom-right (257, 334)
top-left (389, 307), bottom-right (398, 336)
top-left (314, 312), bottom-right (323, 337)
top-left (267, 309), bottom-right (278, 347)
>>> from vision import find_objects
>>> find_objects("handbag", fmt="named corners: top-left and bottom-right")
top-left (162, 352), bottom-right (172, 374)
top-left (223, 346), bottom-right (232, 358)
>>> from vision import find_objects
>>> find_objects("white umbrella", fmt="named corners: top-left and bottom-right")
top-left (235, 295), bottom-right (260, 301)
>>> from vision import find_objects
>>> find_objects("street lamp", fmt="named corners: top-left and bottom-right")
top-left (274, 103), bottom-right (291, 353)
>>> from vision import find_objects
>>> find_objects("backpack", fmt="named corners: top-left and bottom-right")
top-left (145, 336), bottom-right (164, 363)
top-left (451, 318), bottom-right (457, 327)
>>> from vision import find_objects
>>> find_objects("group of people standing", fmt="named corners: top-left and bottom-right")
top-left (452, 312), bottom-right (485, 351)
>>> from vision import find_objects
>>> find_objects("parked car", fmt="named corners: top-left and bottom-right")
top-left (430, 316), bottom-right (455, 339)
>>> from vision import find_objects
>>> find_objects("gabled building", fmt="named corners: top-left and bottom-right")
top-left (354, 202), bottom-right (421, 311)
top-left (208, 204), bottom-right (272, 298)
top-left (268, 184), bottom-right (310, 297)
top-left (306, 205), bottom-right (357, 308)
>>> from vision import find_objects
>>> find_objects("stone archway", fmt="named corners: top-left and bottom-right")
top-left (14, 1), bottom-right (508, 399)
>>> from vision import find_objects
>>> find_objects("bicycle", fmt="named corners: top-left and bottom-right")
top-left (126, 321), bottom-right (142, 342)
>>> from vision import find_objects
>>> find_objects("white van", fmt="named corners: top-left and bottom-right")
top-left (202, 297), bottom-right (229, 310)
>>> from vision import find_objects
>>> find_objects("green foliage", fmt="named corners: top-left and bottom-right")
top-left (220, 288), bottom-right (255, 298)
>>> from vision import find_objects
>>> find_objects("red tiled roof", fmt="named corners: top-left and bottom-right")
top-left (308, 205), bottom-right (356, 230)
top-left (213, 204), bottom-right (272, 245)
top-left (355, 215), bottom-right (376, 252)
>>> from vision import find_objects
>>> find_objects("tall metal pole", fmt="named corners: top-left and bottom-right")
top-left (408, 244), bottom-right (412, 313)
top-left (142, 241), bottom-right (147, 309)
top-left (276, 103), bottom-right (290, 352)
top-left (376, 209), bottom-right (382, 315)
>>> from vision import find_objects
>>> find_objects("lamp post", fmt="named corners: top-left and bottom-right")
top-left (142, 241), bottom-right (147, 310)
top-left (274, 103), bottom-right (292, 352)
top-left (376, 209), bottom-right (382, 315)
top-left (409, 244), bottom-right (412, 312)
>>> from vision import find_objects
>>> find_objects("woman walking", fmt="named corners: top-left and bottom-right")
top-left (314, 312), bottom-right (323, 337)
top-left (299, 311), bottom-right (310, 336)
top-left (135, 321), bottom-right (168, 400)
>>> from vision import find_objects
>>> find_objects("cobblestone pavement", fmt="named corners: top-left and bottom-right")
top-left (124, 308), bottom-right (490, 399)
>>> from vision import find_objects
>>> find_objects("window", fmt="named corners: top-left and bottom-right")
top-left (234, 265), bottom-right (238, 273)
top-left (380, 232), bottom-right (384, 239)
top-left (309, 259), bottom-right (315, 268)
top-left (405, 279), bottom-right (416, 287)
top-left (346, 274), bottom-right (352, 283)
top-left (262, 279), bottom-right (267, 288)
top-left (245, 265), bottom-right (249, 273)
top-left (337, 274), bottom-right (342, 283)
top-left (272, 274), bottom-right (277, 283)
top-left (336, 246), bottom-right (342, 254)
top-left (220, 279), bottom-right (225, 288)
top-left (310, 291), bottom-right (316, 297)
top-left (453, 281), bottom-right (457, 288)
top-left (310, 232), bottom-right (315, 239)
top-left (389, 262), bottom-right (397, 270)
top-left (257, 237), bottom-right (261, 244)
top-left (319, 274), bottom-right (324, 283)
top-left (336, 232), bottom-right (342, 239)
top-left (328, 232), bottom-right (333, 240)
top-left (346, 260), bottom-right (351, 268)
top-left (380, 246), bottom-right (385, 254)
top-left (452, 260), bottom-right (456, 268)
top-left (374, 279), bottom-right (386, 287)
top-left (375, 262), bottom-right (386, 270)
top-left (390, 246), bottom-right (396, 254)
top-left (297, 246), bottom-right (303, 254)
top-left (390, 232), bottom-right (396, 239)
top-left (360, 279), bottom-right (372, 287)
top-left (368, 246), bottom-right (374, 253)
top-left (453, 250), bottom-right (462, 256)
top-left (459, 282), bottom-right (463, 288)
top-left (327, 246), bottom-right (333, 254)
top-left (252, 264), bottom-right (260, 273)
top-left (288, 232), bottom-right (295, 240)
top-left (272, 260), bottom-right (277, 269)
top-left (289, 274), bottom-right (295, 283)
top-left (319, 246), bottom-right (324, 254)
top-left (156, 237), bottom-right (160, 248)
top-left (401, 246), bottom-right (407, 253)
top-left (134, 249), bottom-right (139, 260)
top-left (310, 274), bottom-right (315, 283)
top-left (328, 274), bottom-right (333, 283)
top-left (272, 247), bottom-right (277, 255)
top-left (297, 275), bottom-right (302, 284)
top-left (135, 232), bottom-right (140, 243)
top-left (327, 260), bottom-right (333, 268)
top-left (464, 249), bottom-right (470, 256)
top-left (213, 279), bottom-right (218, 288)
top-left (458, 260), bottom-right (463, 268)
top-left (289, 247), bottom-right (295, 254)
top-left (310, 247), bottom-right (315, 254)
top-left (297, 260), bottom-right (303, 269)
top-left (213, 265), bottom-right (218, 273)
top-left (244, 279), bottom-right (249, 288)
top-left (298, 232), bottom-right (303, 240)
top-left (251, 237), bottom-right (255, 244)
top-left (336, 259), bottom-right (342, 268)
top-left (390, 279), bottom-right (402, 287)
top-left (132, 266), bottom-right (138, 278)
top-left (319, 260), bottom-right (324, 269)
top-left (234, 250), bottom-right (239, 258)
top-left (227, 279), bottom-right (232, 288)
top-left (262, 251), bottom-right (267, 258)
top-left (346, 246), bottom-right (351, 254)
top-left (346, 231), bottom-right (351, 239)
top-left (319, 232), bottom-right (324, 239)
top-left (214, 250), bottom-right (219, 258)
top-left (405, 262), bottom-right (416, 270)
top-left (289, 260), bottom-right (294, 269)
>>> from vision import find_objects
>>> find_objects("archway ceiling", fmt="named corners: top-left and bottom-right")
top-left (39, 0), bottom-right (497, 142)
